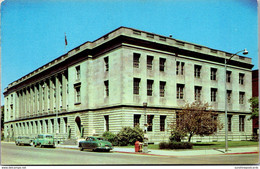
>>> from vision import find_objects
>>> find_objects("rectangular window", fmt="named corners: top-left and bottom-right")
top-left (228, 115), bottom-right (232, 132)
top-left (147, 80), bottom-right (154, 96)
top-left (211, 88), bottom-right (217, 102)
top-left (75, 85), bottom-right (81, 103)
top-left (133, 78), bottom-right (141, 95)
top-left (160, 115), bottom-right (166, 132)
top-left (133, 114), bottom-right (141, 127)
top-left (76, 66), bottom-right (80, 80)
top-left (194, 65), bottom-right (202, 78)
top-left (160, 81), bottom-right (166, 97)
top-left (226, 71), bottom-right (232, 83)
top-left (177, 84), bottom-right (184, 99)
top-left (211, 68), bottom-right (217, 80)
top-left (147, 115), bottom-right (154, 131)
top-left (133, 53), bottom-right (141, 68)
top-left (195, 86), bottom-right (202, 101)
top-left (159, 58), bottom-right (166, 71)
top-left (104, 115), bottom-right (109, 131)
top-left (104, 80), bottom-right (109, 97)
top-left (176, 61), bottom-right (185, 75)
top-left (239, 115), bottom-right (245, 132)
top-left (227, 90), bottom-right (232, 103)
top-left (104, 57), bottom-right (109, 71)
top-left (239, 73), bottom-right (244, 85)
top-left (239, 92), bottom-right (245, 104)
top-left (147, 55), bottom-right (154, 70)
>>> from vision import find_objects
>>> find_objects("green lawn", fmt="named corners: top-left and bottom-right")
top-left (115, 141), bottom-right (259, 150)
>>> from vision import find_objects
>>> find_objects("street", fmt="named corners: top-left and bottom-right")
top-left (1, 142), bottom-right (259, 165)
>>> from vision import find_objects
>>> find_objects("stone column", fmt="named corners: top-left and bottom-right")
top-left (43, 80), bottom-right (48, 114)
top-left (39, 83), bottom-right (43, 115)
top-left (49, 78), bottom-right (54, 114)
top-left (62, 72), bottom-right (67, 111)
top-left (34, 84), bottom-right (39, 116)
top-left (55, 75), bottom-right (61, 112)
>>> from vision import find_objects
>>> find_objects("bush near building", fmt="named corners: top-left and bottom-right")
top-left (102, 126), bottom-right (144, 146)
top-left (159, 142), bottom-right (193, 149)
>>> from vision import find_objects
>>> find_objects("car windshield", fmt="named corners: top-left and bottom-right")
top-left (97, 137), bottom-right (107, 141)
top-left (46, 135), bottom-right (53, 138)
top-left (24, 137), bottom-right (30, 139)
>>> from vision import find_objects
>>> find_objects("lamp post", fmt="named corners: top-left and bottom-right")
top-left (224, 49), bottom-right (248, 153)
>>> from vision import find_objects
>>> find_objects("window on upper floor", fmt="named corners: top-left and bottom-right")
top-left (211, 88), bottom-right (217, 102)
top-left (104, 80), bottom-right (109, 97)
top-left (147, 80), bottom-right (154, 96)
top-left (133, 78), bottom-right (141, 95)
top-left (239, 115), bottom-right (245, 132)
top-left (194, 86), bottom-right (202, 101)
top-left (160, 81), bottom-right (166, 97)
top-left (104, 57), bottom-right (109, 71)
top-left (239, 73), bottom-right (245, 85)
top-left (226, 71), bottom-right (232, 83)
top-left (227, 90), bottom-right (232, 103)
top-left (176, 61), bottom-right (184, 75)
top-left (74, 85), bottom-right (81, 104)
top-left (177, 84), bottom-right (184, 99)
top-left (76, 66), bottom-right (80, 80)
top-left (147, 55), bottom-right (154, 70)
top-left (159, 58), bottom-right (166, 71)
top-left (239, 92), bottom-right (245, 104)
top-left (210, 68), bottom-right (217, 80)
top-left (133, 53), bottom-right (141, 68)
top-left (194, 65), bottom-right (202, 78)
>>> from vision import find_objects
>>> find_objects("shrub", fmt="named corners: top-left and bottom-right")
top-left (159, 142), bottom-right (168, 149)
top-left (169, 130), bottom-right (186, 142)
top-left (159, 141), bottom-right (193, 149)
top-left (102, 131), bottom-right (118, 146)
top-left (116, 126), bottom-right (144, 146)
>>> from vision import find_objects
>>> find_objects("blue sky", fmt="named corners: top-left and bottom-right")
top-left (1, 0), bottom-right (258, 105)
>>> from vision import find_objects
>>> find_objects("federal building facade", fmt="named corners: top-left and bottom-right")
top-left (3, 27), bottom-right (253, 143)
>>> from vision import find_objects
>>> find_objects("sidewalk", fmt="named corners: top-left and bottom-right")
top-left (55, 144), bottom-right (259, 156)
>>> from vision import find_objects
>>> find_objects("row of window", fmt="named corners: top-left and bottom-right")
top-left (133, 78), bottom-right (246, 104)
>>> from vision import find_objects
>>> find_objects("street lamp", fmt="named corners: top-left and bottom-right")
top-left (224, 49), bottom-right (248, 153)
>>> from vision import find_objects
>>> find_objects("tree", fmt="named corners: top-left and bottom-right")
top-left (249, 97), bottom-right (259, 119)
top-left (173, 101), bottom-right (223, 142)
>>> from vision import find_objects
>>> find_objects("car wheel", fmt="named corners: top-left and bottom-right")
top-left (106, 149), bottom-right (110, 152)
top-left (79, 146), bottom-right (84, 151)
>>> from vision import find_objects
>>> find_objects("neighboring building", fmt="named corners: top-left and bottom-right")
top-left (252, 69), bottom-right (259, 137)
top-left (3, 27), bottom-right (253, 143)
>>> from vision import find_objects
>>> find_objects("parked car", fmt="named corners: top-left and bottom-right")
top-left (15, 136), bottom-right (32, 146)
top-left (78, 136), bottom-right (113, 152)
top-left (33, 134), bottom-right (55, 148)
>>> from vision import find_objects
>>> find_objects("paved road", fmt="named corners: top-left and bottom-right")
top-left (1, 143), bottom-right (259, 165)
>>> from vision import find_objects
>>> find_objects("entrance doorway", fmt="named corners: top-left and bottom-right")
top-left (75, 116), bottom-right (82, 138)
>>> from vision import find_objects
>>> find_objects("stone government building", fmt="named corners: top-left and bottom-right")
top-left (3, 27), bottom-right (253, 143)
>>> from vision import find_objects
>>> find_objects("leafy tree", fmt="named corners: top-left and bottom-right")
top-left (249, 97), bottom-right (259, 119)
top-left (173, 101), bottom-right (223, 142)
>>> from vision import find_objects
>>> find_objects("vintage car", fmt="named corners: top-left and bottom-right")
top-left (33, 134), bottom-right (55, 148)
top-left (15, 136), bottom-right (32, 146)
top-left (78, 136), bottom-right (113, 152)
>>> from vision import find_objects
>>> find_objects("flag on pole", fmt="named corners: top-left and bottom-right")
top-left (65, 33), bottom-right (68, 46)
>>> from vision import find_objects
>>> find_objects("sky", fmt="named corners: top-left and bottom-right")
top-left (1, 0), bottom-right (258, 105)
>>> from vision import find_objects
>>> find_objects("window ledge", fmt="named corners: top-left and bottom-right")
top-left (74, 102), bottom-right (81, 105)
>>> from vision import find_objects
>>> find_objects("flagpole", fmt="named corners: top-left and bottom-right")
top-left (64, 32), bottom-right (67, 54)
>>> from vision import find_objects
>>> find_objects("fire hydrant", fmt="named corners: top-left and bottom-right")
top-left (135, 141), bottom-right (140, 152)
